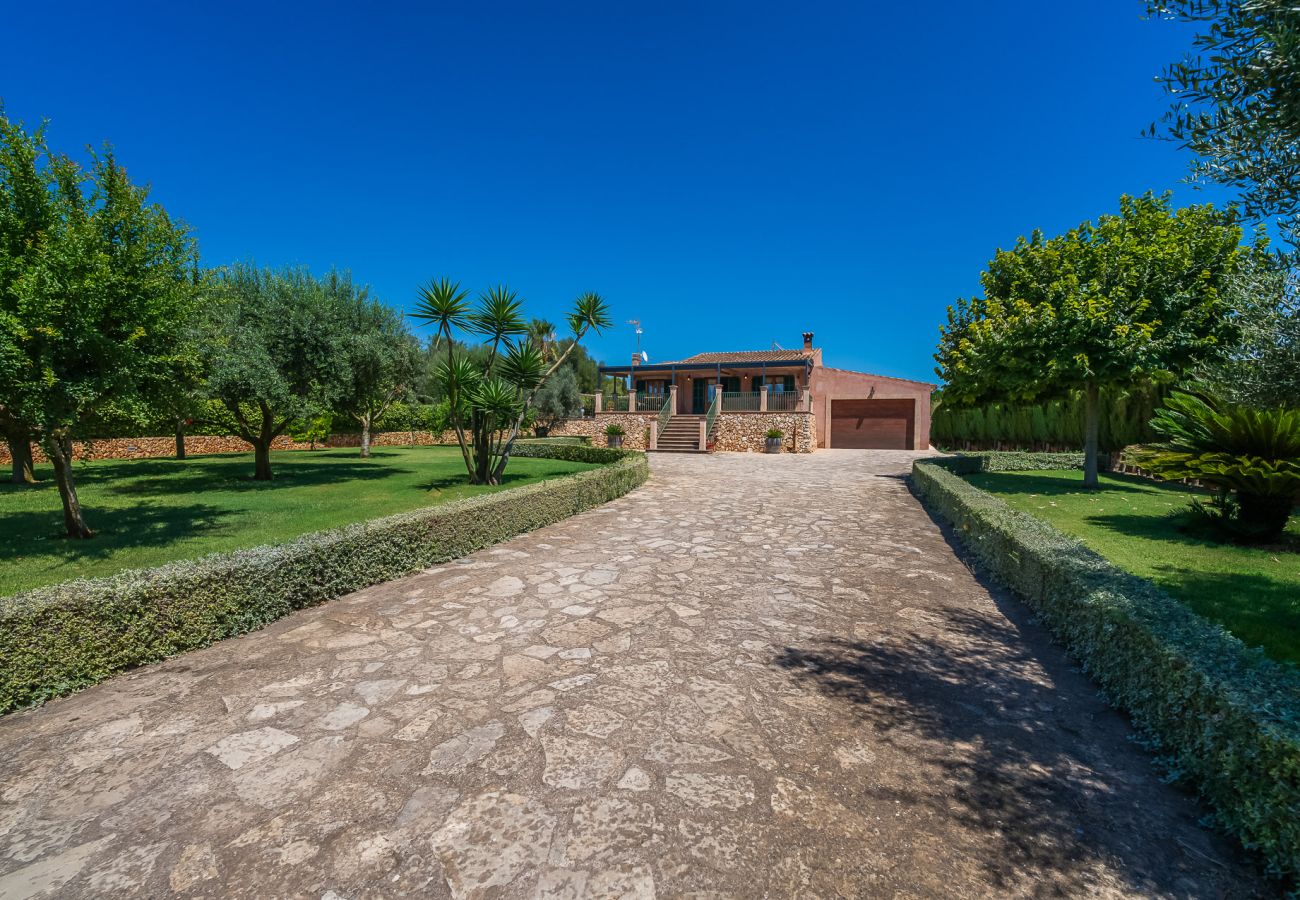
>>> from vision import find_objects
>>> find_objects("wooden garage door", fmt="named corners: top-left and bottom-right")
top-left (831, 399), bottom-right (914, 449)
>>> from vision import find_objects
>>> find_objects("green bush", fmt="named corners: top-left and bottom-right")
top-left (0, 446), bottom-right (649, 714)
top-left (912, 452), bottom-right (1300, 880)
top-left (1130, 391), bottom-right (1300, 541)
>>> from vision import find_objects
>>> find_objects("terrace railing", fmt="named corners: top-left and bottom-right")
top-left (634, 393), bottom-right (664, 412)
top-left (766, 390), bottom-right (802, 411)
top-left (721, 391), bottom-right (762, 412)
top-left (578, 393), bottom-right (597, 417)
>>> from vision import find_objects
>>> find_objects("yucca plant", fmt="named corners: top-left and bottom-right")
top-left (1130, 390), bottom-right (1300, 541)
top-left (411, 280), bottom-right (611, 484)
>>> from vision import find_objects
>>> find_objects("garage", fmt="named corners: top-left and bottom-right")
top-left (830, 399), bottom-right (915, 449)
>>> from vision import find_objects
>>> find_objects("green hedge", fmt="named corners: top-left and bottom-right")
top-left (0, 446), bottom-right (649, 714)
top-left (912, 453), bottom-right (1300, 880)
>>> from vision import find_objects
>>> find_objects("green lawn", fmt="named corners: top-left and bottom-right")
top-left (0, 446), bottom-right (597, 596)
top-left (968, 469), bottom-right (1300, 666)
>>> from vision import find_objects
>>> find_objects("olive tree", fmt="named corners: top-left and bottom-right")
top-left (335, 279), bottom-right (421, 457)
top-left (201, 264), bottom-right (350, 480)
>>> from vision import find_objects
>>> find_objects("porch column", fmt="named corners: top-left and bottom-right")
top-left (759, 387), bottom-right (768, 412)
top-left (668, 384), bottom-right (678, 415)
top-left (627, 388), bottom-right (635, 413)
top-left (801, 388), bottom-right (812, 412)
top-left (594, 392), bottom-right (602, 414)
top-left (698, 418), bottom-right (707, 451)
top-left (649, 421), bottom-right (658, 450)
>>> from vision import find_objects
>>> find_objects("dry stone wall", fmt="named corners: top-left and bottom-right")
top-left (713, 412), bottom-right (814, 453)
top-left (1, 413), bottom-right (815, 463)
top-left (548, 415), bottom-right (656, 450)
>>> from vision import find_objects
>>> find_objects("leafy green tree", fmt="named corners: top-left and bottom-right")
top-left (333, 275), bottom-right (420, 457)
top-left (1200, 258), bottom-right (1300, 408)
top-left (937, 194), bottom-right (1253, 486)
top-left (1132, 390), bottom-right (1300, 540)
top-left (1148, 0), bottom-right (1300, 245)
top-left (288, 412), bottom-right (333, 450)
top-left (0, 109), bottom-right (198, 536)
top-left (412, 280), bottom-right (611, 484)
top-left (201, 264), bottom-right (351, 480)
top-left (532, 365), bottom-right (582, 434)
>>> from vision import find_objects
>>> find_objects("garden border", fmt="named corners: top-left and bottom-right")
top-left (911, 452), bottom-right (1300, 881)
top-left (0, 445), bottom-right (649, 715)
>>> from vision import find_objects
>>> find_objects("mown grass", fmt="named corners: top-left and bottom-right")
top-left (968, 469), bottom-right (1300, 666)
top-left (0, 445), bottom-right (596, 596)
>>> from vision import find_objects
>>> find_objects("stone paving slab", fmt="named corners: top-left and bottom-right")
top-left (0, 451), bottom-right (1266, 898)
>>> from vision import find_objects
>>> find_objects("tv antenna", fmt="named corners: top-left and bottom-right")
top-left (627, 319), bottom-right (643, 354)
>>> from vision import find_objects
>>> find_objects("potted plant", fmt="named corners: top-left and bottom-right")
top-left (765, 428), bottom-right (783, 453)
top-left (605, 422), bottom-right (626, 449)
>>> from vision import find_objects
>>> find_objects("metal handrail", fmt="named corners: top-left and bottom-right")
top-left (657, 394), bottom-right (673, 434)
top-left (705, 391), bottom-right (719, 437)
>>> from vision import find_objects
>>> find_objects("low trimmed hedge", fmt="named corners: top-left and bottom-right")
top-left (0, 446), bottom-right (648, 714)
top-left (912, 453), bottom-right (1300, 881)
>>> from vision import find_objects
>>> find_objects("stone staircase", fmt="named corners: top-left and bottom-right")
top-left (653, 415), bottom-right (708, 453)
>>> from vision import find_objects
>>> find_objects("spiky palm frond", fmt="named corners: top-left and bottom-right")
top-left (471, 376), bottom-right (523, 430)
top-left (412, 279), bottom-right (471, 334)
top-left (567, 291), bottom-right (613, 336)
top-left (497, 342), bottom-right (545, 392)
top-left (1130, 390), bottom-right (1300, 539)
top-left (472, 286), bottom-right (527, 343)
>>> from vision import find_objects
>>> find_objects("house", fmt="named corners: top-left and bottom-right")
top-left (593, 332), bottom-right (935, 452)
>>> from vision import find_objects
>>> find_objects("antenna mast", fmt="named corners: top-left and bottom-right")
top-left (627, 319), bottom-right (642, 354)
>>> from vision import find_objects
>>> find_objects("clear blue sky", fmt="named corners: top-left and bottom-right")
top-left (1, 1), bottom-right (1229, 383)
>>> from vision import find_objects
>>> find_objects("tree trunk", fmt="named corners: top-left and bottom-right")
top-left (7, 431), bottom-right (35, 484)
top-left (46, 432), bottom-right (93, 538)
top-left (1238, 493), bottom-right (1293, 542)
top-left (253, 441), bottom-right (273, 480)
top-left (360, 419), bottom-right (372, 458)
top-left (1083, 381), bottom-right (1101, 489)
top-left (175, 418), bottom-right (187, 460)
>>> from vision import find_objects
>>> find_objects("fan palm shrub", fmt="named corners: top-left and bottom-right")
top-left (1130, 390), bottom-right (1300, 541)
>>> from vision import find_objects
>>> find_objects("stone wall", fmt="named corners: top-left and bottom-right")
top-left (548, 415), bottom-right (656, 450)
top-left (713, 412), bottom-right (814, 453)
top-left (1, 413), bottom-right (815, 464)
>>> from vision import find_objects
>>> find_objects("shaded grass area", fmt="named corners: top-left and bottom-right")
top-left (0, 446), bottom-right (596, 595)
top-left (968, 469), bottom-right (1300, 666)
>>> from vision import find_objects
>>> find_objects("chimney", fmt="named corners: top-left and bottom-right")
top-left (631, 352), bottom-right (640, 368)
top-left (802, 331), bottom-right (814, 351)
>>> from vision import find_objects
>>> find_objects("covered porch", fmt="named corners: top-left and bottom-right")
top-left (597, 359), bottom-right (814, 415)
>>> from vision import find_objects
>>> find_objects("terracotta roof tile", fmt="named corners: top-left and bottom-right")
top-left (660, 349), bottom-right (812, 365)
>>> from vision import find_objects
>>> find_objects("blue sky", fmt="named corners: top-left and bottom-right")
top-left (1, 2), bottom-right (1228, 383)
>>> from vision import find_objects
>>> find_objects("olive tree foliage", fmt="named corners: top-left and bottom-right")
top-left (412, 280), bottom-right (611, 484)
top-left (1198, 256), bottom-right (1300, 408)
top-left (532, 365), bottom-right (583, 433)
top-left (336, 283), bottom-right (421, 457)
top-left (0, 108), bottom-right (198, 536)
top-left (936, 194), bottom-right (1254, 487)
top-left (201, 264), bottom-right (351, 480)
top-left (1147, 0), bottom-right (1300, 248)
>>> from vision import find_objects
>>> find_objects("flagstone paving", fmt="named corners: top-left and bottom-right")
top-left (0, 451), bottom-right (1265, 898)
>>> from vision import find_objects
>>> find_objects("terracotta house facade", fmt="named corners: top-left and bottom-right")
top-left (594, 332), bottom-right (934, 452)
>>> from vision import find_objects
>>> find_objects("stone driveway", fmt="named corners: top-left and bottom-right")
top-left (0, 451), bottom-right (1264, 898)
